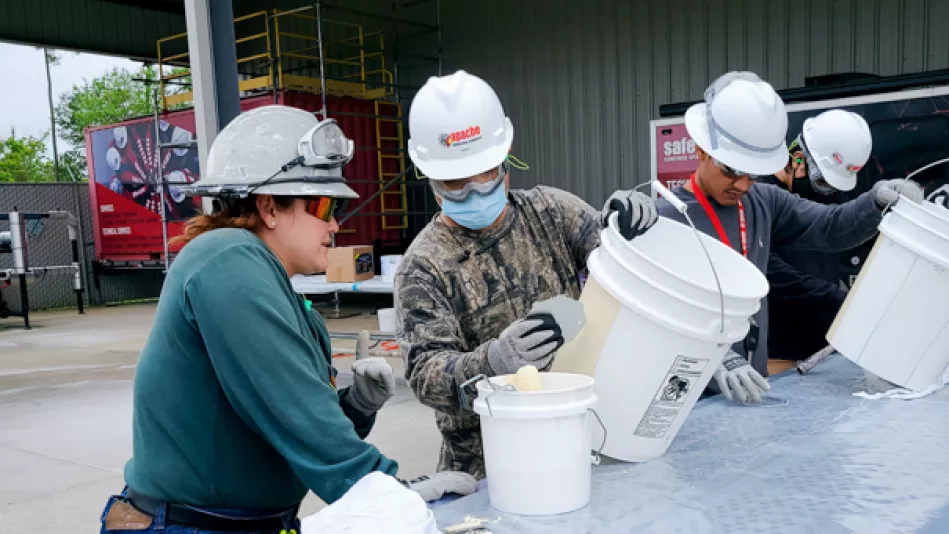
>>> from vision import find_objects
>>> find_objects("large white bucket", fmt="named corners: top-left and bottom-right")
top-left (473, 372), bottom-right (598, 516)
top-left (552, 215), bottom-right (769, 462)
top-left (828, 198), bottom-right (949, 391)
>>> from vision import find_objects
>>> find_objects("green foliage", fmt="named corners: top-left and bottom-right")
top-left (0, 131), bottom-right (57, 182)
top-left (55, 67), bottom-right (155, 147)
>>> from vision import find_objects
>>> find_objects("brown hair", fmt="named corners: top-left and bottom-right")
top-left (170, 196), bottom-right (295, 248)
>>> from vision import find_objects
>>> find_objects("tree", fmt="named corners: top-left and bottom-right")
top-left (0, 130), bottom-right (57, 182)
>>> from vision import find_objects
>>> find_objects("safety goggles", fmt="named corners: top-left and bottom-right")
top-left (429, 163), bottom-right (508, 203)
top-left (303, 196), bottom-right (347, 222)
top-left (714, 158), bottom-right (759, 180)
top-left (704, 71), bottom-right (785, 155)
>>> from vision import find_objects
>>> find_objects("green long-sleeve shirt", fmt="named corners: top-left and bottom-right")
top-left (124, 228), bottom-right (398, 510)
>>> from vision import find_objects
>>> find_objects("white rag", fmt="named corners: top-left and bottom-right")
top-left (853, 365), bottom-right (949, 400)
top-left (300, 472), bottom-right (437, 534)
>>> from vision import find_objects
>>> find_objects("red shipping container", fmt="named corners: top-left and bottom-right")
top-left (85, 91), bottom-right (404, 266)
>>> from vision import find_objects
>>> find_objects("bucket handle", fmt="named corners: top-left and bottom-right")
top-left (631, 181), bottom-right (726, 335)
top-left (880, 158), bottom-right (949, 215)
top-left (458, 374), bottom-right (515, 417)
top-left (589, 408), bottom-right (607, 466)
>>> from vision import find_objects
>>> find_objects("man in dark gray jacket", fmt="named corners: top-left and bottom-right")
top-left (653, 72), bottom-right (924, 405)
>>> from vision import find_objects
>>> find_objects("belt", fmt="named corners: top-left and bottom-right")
top-left (126, 489), bottom-right (298, 532)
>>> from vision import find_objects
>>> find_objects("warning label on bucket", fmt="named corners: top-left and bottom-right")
top-left (633, 356), bottom-right (709, 439)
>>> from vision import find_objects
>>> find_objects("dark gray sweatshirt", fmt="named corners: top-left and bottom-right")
top-left (655, 181), bottom-right (882, 376)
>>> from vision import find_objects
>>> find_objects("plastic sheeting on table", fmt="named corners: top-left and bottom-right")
top-left (290, 274), bottom-right (394, 295)
top-left (431, 355), bottom-right (949, 533)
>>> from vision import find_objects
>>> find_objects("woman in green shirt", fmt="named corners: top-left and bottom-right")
top-left (98, 106), bottom-right (476, 534)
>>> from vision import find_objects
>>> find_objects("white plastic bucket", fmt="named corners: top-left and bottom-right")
top-left (377, 308), bottom-right (395, 333)
top-left (552, 215), bottom-right (769, 462)
top-left (828, 198), bottom-right (949, 391)
top-left (473, 372), bottom-right (598, 516)
top-left (380, 255), bottom-right (403, 280)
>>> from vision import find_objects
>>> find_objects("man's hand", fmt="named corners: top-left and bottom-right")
top-left (487, 312), bottom-right (564, 375)
top-left (346, 330), bottom-right (396, 416)
top-left (713, 351), bottom-right (770, 404)
top-left (601, 190), bottom-right (658, 240)
top-left (402, 472), bottom-right (479, 502)
top-left (872, 178), bottom-right (924, 208)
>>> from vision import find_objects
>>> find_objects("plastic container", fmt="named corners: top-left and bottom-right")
top-left (377, 308), bottom-right (395, 333)
top-left (552, 215), bottom-right (769, 462)
top-left (380, 255), bottom-right (403, 280)
top-left (828, 198), bottom-right (949, 391)
top-left (473, 372), bottom-right (598, 516)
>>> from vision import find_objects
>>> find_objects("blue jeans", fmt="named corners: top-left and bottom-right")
top-left (99, 489), bottom-right (301, 534)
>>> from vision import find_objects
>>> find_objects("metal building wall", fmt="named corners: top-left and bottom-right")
top-left (428, 0), bottom-right (949, 206)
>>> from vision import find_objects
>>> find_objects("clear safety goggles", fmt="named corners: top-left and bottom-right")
top-left (429, 163), bottom-right (508, 203)
top-left (704, 71), bottom-right (786, 155)
top-left (800, 144), bottom-right (837, 194)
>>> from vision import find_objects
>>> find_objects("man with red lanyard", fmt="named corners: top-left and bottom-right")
top-left (653, 71), bottom-right (925, 405)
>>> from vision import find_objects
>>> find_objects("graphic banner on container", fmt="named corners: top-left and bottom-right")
top-left (654, 123), bottom-right (699, 190)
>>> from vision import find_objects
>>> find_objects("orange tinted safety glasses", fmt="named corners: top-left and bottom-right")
top-left (304, 197), bottom-right (339, 222)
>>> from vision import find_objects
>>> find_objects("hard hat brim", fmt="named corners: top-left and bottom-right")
top-left (251, 180), bottom-right (360, 199)
top-left (685, 103), bottom-right (789, 177)
top-left (409, 126), bottom-right (514, 181)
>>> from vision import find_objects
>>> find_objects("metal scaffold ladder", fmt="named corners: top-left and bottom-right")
top-left (374, 99), bottom-right (408, 230)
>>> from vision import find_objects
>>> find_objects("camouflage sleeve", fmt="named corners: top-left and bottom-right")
top-left (395, 260), bottom-right (494, 417)
top-left (538, 186), bottom-right (602, 269)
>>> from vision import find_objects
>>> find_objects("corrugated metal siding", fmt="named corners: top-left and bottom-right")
top-left (0, 0), bottom-right (184, 60)
top-left (427, 0), bottom-right (949, 205)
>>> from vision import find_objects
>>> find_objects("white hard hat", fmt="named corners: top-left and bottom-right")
top-left (800, 109), bottom-right (871, 192)
top-left (685, 71), bottom-right (789, 176)
top-left (184, 105), bottom-right (358, 199)
top-left (407, 70), bottom-right (514, 180)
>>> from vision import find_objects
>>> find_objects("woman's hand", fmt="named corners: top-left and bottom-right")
top-left (346, 330), bottom-right (396, 416)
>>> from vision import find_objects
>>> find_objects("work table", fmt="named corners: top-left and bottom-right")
top-left (432, 355), bottom-right (949, 533)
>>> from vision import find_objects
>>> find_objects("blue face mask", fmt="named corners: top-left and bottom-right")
top-left (441, 183), bottom-right (508, 230)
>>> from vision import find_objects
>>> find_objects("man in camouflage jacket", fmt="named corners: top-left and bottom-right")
top-left (394, 70), bottom-right (657, 478)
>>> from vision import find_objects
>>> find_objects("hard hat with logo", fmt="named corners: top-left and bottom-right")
top-left (685, 71), bottom-right (789, 176)
top-left (183, 105), bottom-right (358, 199)
top-left (799, 109), bottom-right (871, 192)
top-left (407, 70), bottom-right (514, 181)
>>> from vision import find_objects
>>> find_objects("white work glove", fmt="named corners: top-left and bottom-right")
top-left (345, 330), bottom-right (395, 416)
top-left (401, 472), bottom-right (479, 502)
top-left (601, 190), bottom-right (659, 240)
top-left (872, 178), bottom-right (924, 208)
top-left (487, 312), bottom-right (564, 376)
top-left (713, 351), bottom-right (770, 405)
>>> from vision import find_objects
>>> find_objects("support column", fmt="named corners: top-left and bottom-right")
top-left (184, 0), bottom-right (241, 212)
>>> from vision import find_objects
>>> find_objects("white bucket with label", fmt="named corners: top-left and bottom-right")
top-left (552, 213), bottom-right (769, 462)
top-left (377, 308), bottom-right (395, 333)
top-left (828, 198), bottom-right (949, 391)
top-left (471, 372), bottom-right (599, 516)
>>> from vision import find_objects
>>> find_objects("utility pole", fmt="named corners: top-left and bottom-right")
top-left (43, 47), bottom-right (62, 182)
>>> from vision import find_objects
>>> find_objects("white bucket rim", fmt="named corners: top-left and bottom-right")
top-left (603, 215), bottom-right (770, 301)
top-left (476, 372), bottom-right (595, 396)
top-left (473, 394), bottom-right (598, 419)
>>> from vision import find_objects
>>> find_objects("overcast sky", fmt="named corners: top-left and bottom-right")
top-left (0, 41), bottom-right (142, 156)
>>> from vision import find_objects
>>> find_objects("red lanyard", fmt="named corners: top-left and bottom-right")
top-left (689, 173), bottom-right (747, 258)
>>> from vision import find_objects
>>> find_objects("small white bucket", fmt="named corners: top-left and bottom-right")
top-left (377, 308), bottom-right (395, 333)
top-left (552, 214), bottom-right (769, 462)
top-left (472, 372), bottom-right (599, 516)
top-left (828, 198), bottom-right (949, 391)
top-left (380, 255), bottom-right (403, 280)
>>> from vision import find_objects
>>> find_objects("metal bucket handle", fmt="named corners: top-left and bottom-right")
top-left (459, 374), bottom-right (515, 417)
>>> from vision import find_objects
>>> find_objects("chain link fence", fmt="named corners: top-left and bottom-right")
top-left (0, 183), bottom-right (164, 312)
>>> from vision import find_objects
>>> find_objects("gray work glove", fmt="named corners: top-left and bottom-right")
top-left (713, 351), bottom-right (770, 405)
top-left (401, 472), bottom-right (479, 502)
top-left (487, 312), bottom-right (564, 375)
top-left (601, 190), bottom-right (659, 240)
top-left (346, 330), bottom-right (395, 416)
top-left (872, 178), bottom-right (924, 208)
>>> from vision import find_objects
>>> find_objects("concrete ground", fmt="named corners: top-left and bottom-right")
top-left (0, 302), bottom-right (441, 532)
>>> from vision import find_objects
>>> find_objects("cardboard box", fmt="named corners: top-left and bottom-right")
top-left (326, 245), bottom-right (375, 282)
